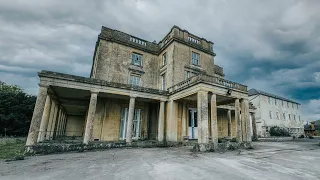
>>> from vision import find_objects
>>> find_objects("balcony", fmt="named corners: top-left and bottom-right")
top-left (167, 74), bottom-right (247, 93)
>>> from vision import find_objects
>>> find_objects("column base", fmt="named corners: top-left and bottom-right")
top-left (193, 143), bottom-right (215, 152)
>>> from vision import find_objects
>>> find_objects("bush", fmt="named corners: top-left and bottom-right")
top-left (269, 126), bottom-right (290, 137)
top-left (231, 138), bottom-right (237, 142)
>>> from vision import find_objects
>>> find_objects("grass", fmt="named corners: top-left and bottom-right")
top-left (0, 138), bottom-right (25, 160)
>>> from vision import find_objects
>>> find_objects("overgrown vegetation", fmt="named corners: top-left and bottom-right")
top-left (269, 126), bottom-right (290, 137)
top-left (0, 81), bottom-right (36, 136)
top-left (0, 138), bottom-right (25, 160)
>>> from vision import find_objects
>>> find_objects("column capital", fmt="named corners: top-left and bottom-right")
top-left (90, 90), bottom-right (99, 94)
top-left (160, 99), bottom-right (167, 102)
top-left (129, 95), bottom-right (137, 98)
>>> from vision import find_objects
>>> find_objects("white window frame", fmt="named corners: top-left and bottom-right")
top-left (192, 52), bottom-right (200, 66)
top-left (269, 111), bottom-right (272, 119)
top-left (132, 53), bottom-right (143, 66)
top-left (130, 74), bottom-right (141, 86)
top-left (162, 52), bottom-right (167, 66)
top-left (161, 73), bottom-right (166, 90)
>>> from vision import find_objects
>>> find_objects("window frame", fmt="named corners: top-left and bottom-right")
top-left (132, 53), bottom-right (143, 67)
top-left (191, 52), bottom-right (200, 66)
top-left (162, 52), bottom-right (167, 66)
top-left (269, 111), bottom-right (272, 119)
top-left (130, 74), bottom-right (141, 86)
top-left (161, 73), bottom-right (166, 90)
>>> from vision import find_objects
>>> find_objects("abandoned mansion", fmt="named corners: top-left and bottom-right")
top-left (26, 26), bottom-right (257, 151)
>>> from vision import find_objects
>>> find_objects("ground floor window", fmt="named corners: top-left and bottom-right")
top-left (120, 108), bottom-right (142, 140)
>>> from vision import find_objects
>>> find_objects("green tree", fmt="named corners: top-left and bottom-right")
top-left (0, 82), bottom-right (36, 136)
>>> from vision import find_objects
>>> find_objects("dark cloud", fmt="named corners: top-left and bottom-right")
top-left (0, 0), bottom-right (319, 120)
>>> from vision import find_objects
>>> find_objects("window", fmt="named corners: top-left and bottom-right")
top-left (132, 53), bottom-right (143, 66)
top-left (192, 52), bottom-right (200, 65)
top-left (275, 99), bottom-right (277, 105)
top-left (162, 52), bottom-right (167, 66)
top-left (294, 115), bottom-right (296, 121)
top-left (282, 100), bottom-right (284, 107)
top-left (130, 75), bottom-right (141, 86)
top-left (299, 115), bottom-right (300, 121)
top-left (186, 71), bottom-right (191, 79)
top-left (269, 111), bottom-right (272, 119)
top-left (288, 114), bottom-right (291, 120)
top-left (297, 104), bottom-right (299, 109)
top-left (287, 102), bottom-right (289, 108)
top-left (292, 103), bottom-right (294, 108)
top-left (283, 113), bottom-right (286, 120)
top-left (268, 97), bottom-right (271, 104)
top-left (276, 112), bottom-right (279, 120)
top-left (161, 73), bottom-right (166, 90)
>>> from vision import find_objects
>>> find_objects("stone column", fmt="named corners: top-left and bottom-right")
top-left (49, 102), bottom-right (59, 140)
top-left (197, 91), bottom-right (209, 145)
top-left (235, 99), bottom-right (242, 142)
top-left (241, 99), bottom-right (251, 142)
top-left (157, 100), bottom-right (165, 142)
top-left (166, 100), bottom-right (177, 141)
top-left (83, 91), bottom-right (98, 144)
top-left (126, 96), bottom-right (136, 144)
top-left (53, 108), bottom-right (62, 138)
top-left (244, 99), bottom-right (251, 142)
top-left (227, 109), bottom-right (232, 138)
top-left (182, 102), bottom-right (187, 137)
top-left (58, 112), bottom-right (64, 136)
top-left (37, 95), bottom-right (52, 142)
top-left (45, 99), bottom-right (56, 140)
top-left (26, 84), bottom-right (48, 146)
top-left (251, 113), bottom-right (257, 141)
top-left (210, 93), bottom-right (218, 150)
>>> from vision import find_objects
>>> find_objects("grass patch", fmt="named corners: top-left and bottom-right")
top-left (0, 139), bottom-right (25, 160)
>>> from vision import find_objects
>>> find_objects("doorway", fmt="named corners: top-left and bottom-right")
top-left (120, 108), bottom-right (142, 140)
top-left (188, 108), bottom-right (198, 139)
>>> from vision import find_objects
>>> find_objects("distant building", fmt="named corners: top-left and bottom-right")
top-left (249, 89), bottom-right (303, 137)
top-left (304, 120), bottom-right (320, 136)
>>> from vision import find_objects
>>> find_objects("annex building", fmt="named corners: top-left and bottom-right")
top-left (26, 26), bottom-right (256, 151)
top-left (249, 89), bottom-right (303, 137)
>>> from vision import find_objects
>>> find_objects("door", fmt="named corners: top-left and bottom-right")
top-left (120, 108), bottom-right (142, 140)
top-left (188, 108), bottom-right (198, 139)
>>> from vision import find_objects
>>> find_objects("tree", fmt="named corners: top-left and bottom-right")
top-left (0, 82), bottom-right (36, 136)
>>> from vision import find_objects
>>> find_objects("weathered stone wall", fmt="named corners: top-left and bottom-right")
top-left (94, 40), bottom-right (160, 89)
top-left (65, 115), bottom-right (85, 137)
top-left (91, 98), bottom-right (154, 141)
top-left (171, 42), bottom-right (215, 86)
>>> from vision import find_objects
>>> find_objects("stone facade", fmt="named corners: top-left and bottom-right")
top-left (26, 25), bottom-right (253, 152)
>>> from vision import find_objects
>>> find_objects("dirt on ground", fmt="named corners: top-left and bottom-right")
top-left (1, 140), bottom-right (320, 180)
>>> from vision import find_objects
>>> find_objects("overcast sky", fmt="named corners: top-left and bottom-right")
top-left (0, 0), bottom-right (319, 121)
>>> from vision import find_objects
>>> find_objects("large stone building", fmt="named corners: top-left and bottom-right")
top-left (249, 89), bottom-right (304, 137)
top-left (26, 26), bottom-right (254, 151)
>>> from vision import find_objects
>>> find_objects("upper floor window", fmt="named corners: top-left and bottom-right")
top-left (283, 113), bottom-right (286, 120)
top-left (282, 100), bottom-right (284, 107)
top-left (161, 73), bottom-right (166, 90)
top-left (276, 112), bottom-right (279, 120)
top-left (275, 99), bottom-right (277, 105)
top-left (268, 97), bottom-right (271, 104)
top-left (294, 115), bottom-right (296, 121)
top-left (192, 52), bottom-right (200, 66)
top-left (269, 111), bottom-right (272, 119)
top-left (130, 75), bottom-right (141, 86)
top-left (287, 102), bottom-right (289, 108)
top-left (132, 53), bottom-right (143, 66)
top-left (292, 103), bottom-right (294, 108)
top-left (288, 114), bottom-right (291, 120)
top-left (297, 104), bottom-right (299, 109)
top-left (162, 52), bottom-right (167, 66)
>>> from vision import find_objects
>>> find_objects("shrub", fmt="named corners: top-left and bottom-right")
top-left (231, 138), bottom-right (237, 142)
top-left (269, 126), bottom-right (290, 137)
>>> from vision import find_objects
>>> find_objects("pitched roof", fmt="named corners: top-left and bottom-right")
top-left (248, 88), bottom-right (300, 104)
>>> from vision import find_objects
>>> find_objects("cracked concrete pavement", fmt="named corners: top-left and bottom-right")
top-left (1, 140), bottom-right (320, 180)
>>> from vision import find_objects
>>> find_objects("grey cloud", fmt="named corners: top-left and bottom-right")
top-left (0, 0), bottom-right (319, 120)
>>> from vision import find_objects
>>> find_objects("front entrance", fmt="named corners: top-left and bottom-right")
top-left (120, 108), bottom-right (142, 140)
top-left (188, 108), bottom-right (198, 139)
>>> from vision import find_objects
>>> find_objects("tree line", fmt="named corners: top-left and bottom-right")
top-left (0, 81), bottom-right (36, 136)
